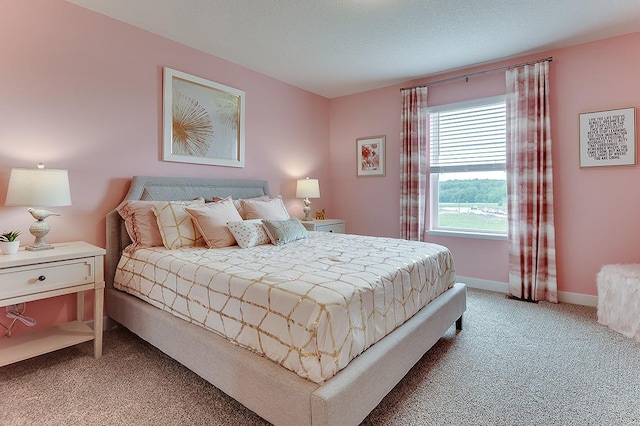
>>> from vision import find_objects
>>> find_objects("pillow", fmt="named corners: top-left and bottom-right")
top-left (185, 197), bottom-right (243, 248)
top-left (241, 196), bottom-right (290, 220)
top-left (262, 218), bottom-right (309, 246)
top-left (117, 199), bottom-right (203, 252)
top-left (212, 195), bottom-right (271, 219)
top-left (227, 219), bottom-right (271, 248)
top-left (117, 200), bottom-right (164, 251)
top-left (152, 201), bottom-right (206, 249)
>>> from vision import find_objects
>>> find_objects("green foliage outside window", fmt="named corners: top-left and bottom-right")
top-left (438, 179), bottom-right (506, 204)
top-left (437, 179), bottom-right (507, 233)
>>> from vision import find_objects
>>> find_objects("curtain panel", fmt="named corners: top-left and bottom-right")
top-left (505, 61), bottom-right (558, 302)
top-left (400, 86), bottom-right (428, 241)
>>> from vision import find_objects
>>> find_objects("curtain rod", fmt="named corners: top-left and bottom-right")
top-left (400, 56), bottom-right (553, 91)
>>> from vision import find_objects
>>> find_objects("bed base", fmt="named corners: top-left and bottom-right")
top-left (107, 284), bottom-right (465, 425)
top-left (105, 176), bottom-right (466, 426)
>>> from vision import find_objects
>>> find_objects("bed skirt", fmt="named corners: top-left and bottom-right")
top-left (107, 282), bottom-right (466, 426)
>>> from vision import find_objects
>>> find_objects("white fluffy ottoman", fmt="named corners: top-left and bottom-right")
top-left (597, 264), bottom-right (640, 341)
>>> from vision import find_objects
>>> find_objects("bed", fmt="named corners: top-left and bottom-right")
top-left (105, 175), bottom-right (467, 426)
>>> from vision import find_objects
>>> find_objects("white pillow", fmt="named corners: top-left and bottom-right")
top-left (227, 220), bottom-right (271, 248)
top-left (152, 200), bottom-right (206, 250)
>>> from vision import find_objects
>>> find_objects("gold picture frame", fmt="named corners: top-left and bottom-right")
top-left (356, 135), bottom-right (385, 177)
top-left (163, 67), bottom-right (245, 167)
top-left (579, 107), bottom-right (636, 168)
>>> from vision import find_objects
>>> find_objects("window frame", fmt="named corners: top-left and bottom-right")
top-left (427, 95), bottom-right (508, 240)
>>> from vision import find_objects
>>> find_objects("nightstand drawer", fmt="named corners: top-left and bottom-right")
top-left (0, 258), bottom-right (95, 301)
top-left (315, 223), bottom-right (345, 233)
top-left (301, 219), bottom-right (346, 233)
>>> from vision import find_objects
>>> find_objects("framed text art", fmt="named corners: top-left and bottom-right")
top-left (356, 135), bottom-right (385, 177)
top-left (163, 67), bottom-right (245, 167)
top-left (579, 107), bottom-right (636, 167)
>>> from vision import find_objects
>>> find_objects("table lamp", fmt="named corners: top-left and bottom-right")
top-left (296, 177), bottom-right (320, 221)
top-left (5, 163), bottom-right (72, 251)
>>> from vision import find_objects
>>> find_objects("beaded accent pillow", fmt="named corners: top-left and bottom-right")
top-left (227, 220), bottom-right (271, 248)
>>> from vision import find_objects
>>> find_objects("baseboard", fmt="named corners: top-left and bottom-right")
top-left (556, 291), bottom-right (597, 307)
top-left (104, 316), bottom-right (119, 330)
top-left (86, 316), bottom-right (119, 331)
top-left (457, 276), bottom-right (598, 307)
top-left (457, 276), bottom-right (509, 293)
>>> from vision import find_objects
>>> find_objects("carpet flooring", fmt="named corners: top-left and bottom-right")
top-left (1, 288), bottom-right (639, 425)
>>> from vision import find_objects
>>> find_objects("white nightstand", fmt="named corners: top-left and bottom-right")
top-left (0, 241), bottom-right (105, 367)
top-left (301, 219), bottom-right (346, 234)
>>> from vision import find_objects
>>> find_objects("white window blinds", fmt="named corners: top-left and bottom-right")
top-left (429, 96), bottom-right (506, 173)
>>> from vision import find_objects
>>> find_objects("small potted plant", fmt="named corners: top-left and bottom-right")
top-left (0, 230), bottom-right (21, 255)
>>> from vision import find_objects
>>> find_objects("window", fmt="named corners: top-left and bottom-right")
top-left (428, 96), bottom-right (507, 237)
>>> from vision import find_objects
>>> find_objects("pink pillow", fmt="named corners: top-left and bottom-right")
top-left (117, 198), bottom-right (204, 252)
top-left (212, 195), bottom-right (270, 219)
top-left (116, 200), bottom-right (166, 251)
top-left (240, 196), bottom-right (290, 220)
top-left (185, 197), bottom-right (243, 248)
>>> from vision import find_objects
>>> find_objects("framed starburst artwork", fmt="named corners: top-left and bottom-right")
top-left (163, 67), bottom-right (245, 167)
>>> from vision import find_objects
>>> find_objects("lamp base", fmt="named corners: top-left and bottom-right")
top-left (302, 200), bottom-right (313, 221)
top-left (27, 219), bottom-right (55, 250)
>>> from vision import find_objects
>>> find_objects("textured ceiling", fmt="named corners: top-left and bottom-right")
top-left (65, 0), bottom-right (640, 98)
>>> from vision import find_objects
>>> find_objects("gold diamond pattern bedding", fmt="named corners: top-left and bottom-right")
top-left (113, 231), bottom-right (455, 383)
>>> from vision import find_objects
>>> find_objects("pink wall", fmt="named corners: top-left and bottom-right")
top-left (2, 2), bottom-right (638, 340)
top-left (552, 34), bottom-right (640, 295)
top-left (330, 32), bottom-right (640, 297)
top-left (0, 1), bottom-right (330, 336)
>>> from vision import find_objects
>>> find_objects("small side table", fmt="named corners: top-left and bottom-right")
top-left (0, 241), bottom-right (106, 366)
top-left (596, 264), bottom-right (640, 341)
top-left (301, 219), bottom-right (345, 234)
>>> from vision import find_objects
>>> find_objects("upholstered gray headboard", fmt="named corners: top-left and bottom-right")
top-left (105, 176), bottom-right (270, 288)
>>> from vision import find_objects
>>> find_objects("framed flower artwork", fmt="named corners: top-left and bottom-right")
top-left (356, 135), bottom-right (385, 177)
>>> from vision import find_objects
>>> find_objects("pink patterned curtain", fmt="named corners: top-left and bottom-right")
top-left (505, 61), bottom-right (557, 302)
top-left (400, 87), bottom-right (428, 241)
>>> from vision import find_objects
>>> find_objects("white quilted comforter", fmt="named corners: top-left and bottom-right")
top-left (114, 232), bottom-right (455, 383)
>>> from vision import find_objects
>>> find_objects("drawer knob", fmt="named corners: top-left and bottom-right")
top-left (38, 275), bottom-right (46, 281)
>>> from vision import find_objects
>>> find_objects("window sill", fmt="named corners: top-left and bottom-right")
top-left (427, 229), bottom-right (508, 241)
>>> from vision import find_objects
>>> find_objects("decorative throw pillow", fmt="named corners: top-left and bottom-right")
top-left (241, 196), bottom-right (290, 220)
top-left (152, 200), bottom-right (206, 250)
top-left (212, 195), bottom-right (271, 219)
top-left (185, 197), bottom-right (243, 248)
top-left (117, 200), bottom-right (164, 251)
top-left (262, 218), bottom-right (309, 246)
top-left (117, 198), bottom-right (203, 252)
top-left (227, 219), bottom-right (271, 248)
